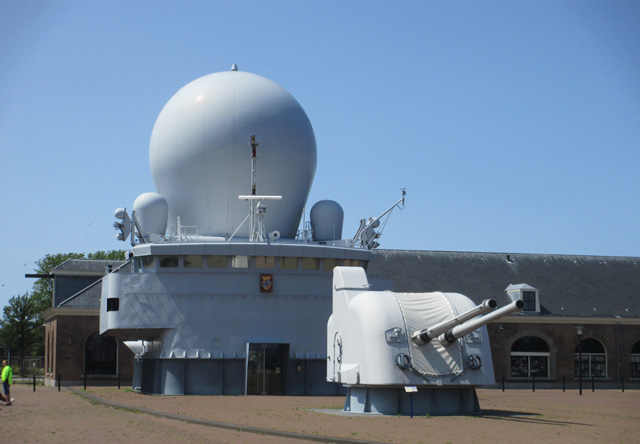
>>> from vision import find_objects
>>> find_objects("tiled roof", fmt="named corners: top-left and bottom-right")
top-left (52, 258), bottom-right (127, 274)
top-left (369, 250), bottom-right (640, 318)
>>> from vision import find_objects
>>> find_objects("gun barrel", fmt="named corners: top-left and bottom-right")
top-left (439, 299), bottom-right (524, 345)
top-left (412, 299), bottom-right (497, 345)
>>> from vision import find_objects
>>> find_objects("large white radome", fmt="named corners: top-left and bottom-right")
top-left (149, 68), bottom-right (317, 239)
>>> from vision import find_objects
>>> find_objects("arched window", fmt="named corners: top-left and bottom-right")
top-left (85, 332), bottom-right (118, 376)
top-left (631, 340), bottom-right (640, 379)
top-left (574, 338), bottom-right (606, 378)
top-left (510, 336), bottom-right (550, 378)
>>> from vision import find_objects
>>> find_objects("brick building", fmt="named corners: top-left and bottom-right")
top-left (42, 259), bottom-right (134, 387)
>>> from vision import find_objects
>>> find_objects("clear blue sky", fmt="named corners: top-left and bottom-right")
top-left (1, 1), bottom-right (639, 309)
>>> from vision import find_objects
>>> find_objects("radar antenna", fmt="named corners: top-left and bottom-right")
top-left (113, 208), bottom-right (146, 245)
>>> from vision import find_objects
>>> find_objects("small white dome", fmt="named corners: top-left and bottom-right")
top-left (310, 200), bottom-right (344, 241)
top-left (133, 192), bottom-right (169, 238)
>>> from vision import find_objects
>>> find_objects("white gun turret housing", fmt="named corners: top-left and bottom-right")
top-left (327, 267), bottom-right (523, 416)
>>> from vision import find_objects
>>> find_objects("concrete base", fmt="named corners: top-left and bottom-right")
top-left (343, 386), bottom-right (481, 416)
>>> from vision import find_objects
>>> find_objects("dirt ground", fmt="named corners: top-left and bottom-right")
top-left (1, 384), bottom-right (638, 444)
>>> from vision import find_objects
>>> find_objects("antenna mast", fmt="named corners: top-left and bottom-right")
top-left (237, 135), bottom-right (282, 242)
top-left (249, 135), bottom-right (259, 240)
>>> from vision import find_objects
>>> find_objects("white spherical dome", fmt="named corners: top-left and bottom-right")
top-left (149, 68), bottom-right (317, 239)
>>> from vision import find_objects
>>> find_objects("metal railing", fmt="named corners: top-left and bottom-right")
top-left (0, 355), bottom-right (45, 382)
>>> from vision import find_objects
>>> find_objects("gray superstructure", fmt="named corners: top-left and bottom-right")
top-left (101, 241), bottom-right (374, 395)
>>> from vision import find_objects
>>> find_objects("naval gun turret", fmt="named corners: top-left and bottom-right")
top-left (327, 267), bottom-right (523, 416)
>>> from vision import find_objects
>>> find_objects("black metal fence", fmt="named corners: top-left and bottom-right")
top-left (0, 355), bottom-right (45, 383)
top-left (499, 375), bottom-right (630, 393)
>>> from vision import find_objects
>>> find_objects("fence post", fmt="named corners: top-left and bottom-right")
top-left (410, 392), bottom-right (414, 419)
top-left (562, 376), bottom-right (565, 392)
top-left (622, 376), bottom-right (625, 393)
top-left (591, 376), bottom-right (595, 392)
top-left (33, 373), bottom-right (36, 392)
top-left (501, 376), bottom-right (505, 392)
top-left (118, 371), bottom-right (121, 390)
top-left (58, 373), bottom-right (61, 391)
top-left (532, 376), bottom-right (535, 392)
top-left (84, 372), bottom-right (87, 390)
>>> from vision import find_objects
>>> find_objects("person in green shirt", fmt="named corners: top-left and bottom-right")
top-left (1, 360), bottom-right (12, 406)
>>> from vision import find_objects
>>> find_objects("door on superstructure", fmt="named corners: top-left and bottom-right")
top-left (246, 343), bottom-right (289, 395)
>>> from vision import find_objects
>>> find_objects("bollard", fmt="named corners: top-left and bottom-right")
top-left (502, 376), bottom-right (505, 392)
top-left (591, 376), bottom-right (595, 392)
top-left (58, 373), bottom-right (61, 391)
top-left (118, 371), bottom-right (121, 390)
top-left (33, 373), bottom-right (36, 392)
top-left (622, 376), bottom-right (625, 393)
top-left (410, 392), bottom-right (413, 419)
top-left (579, 372), bottom-right (583, 396)
top-left (84, 372), bottom-right (87, 390)
top-left (532, 376), bottom-right (535, 392)
top-left (562, 376), bottom-right (565, 392)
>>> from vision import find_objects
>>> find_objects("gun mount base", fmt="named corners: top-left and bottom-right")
top-left (342, 386), bottom-right (481, 416)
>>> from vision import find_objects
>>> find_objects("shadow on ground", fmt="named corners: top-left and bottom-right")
top-left (480, 409), bottom-right (592, 427)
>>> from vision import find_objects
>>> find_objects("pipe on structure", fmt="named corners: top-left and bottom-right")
top-left (439, 299), bottom-right (525, 345)
top-left (412, 299), bottom-right (497, 345)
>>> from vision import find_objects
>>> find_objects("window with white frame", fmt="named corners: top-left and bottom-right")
top-left (574, 338), bottom-right (607, 378)
top-left (510, 336), bottom-right (550, 378)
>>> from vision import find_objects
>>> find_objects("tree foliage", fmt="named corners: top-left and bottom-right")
top-left (87, 250), bottom-right (127, 261)
top-left (0, 294), bottom-right (38, 367)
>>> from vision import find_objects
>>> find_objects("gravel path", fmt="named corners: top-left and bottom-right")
top-left (2, 384), bottom-right (637, 444)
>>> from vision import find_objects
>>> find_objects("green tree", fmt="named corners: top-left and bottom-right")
top-left (0, 294), bottom-right (38, 375)
top-left (87, 250), bottom-right (127, 261)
